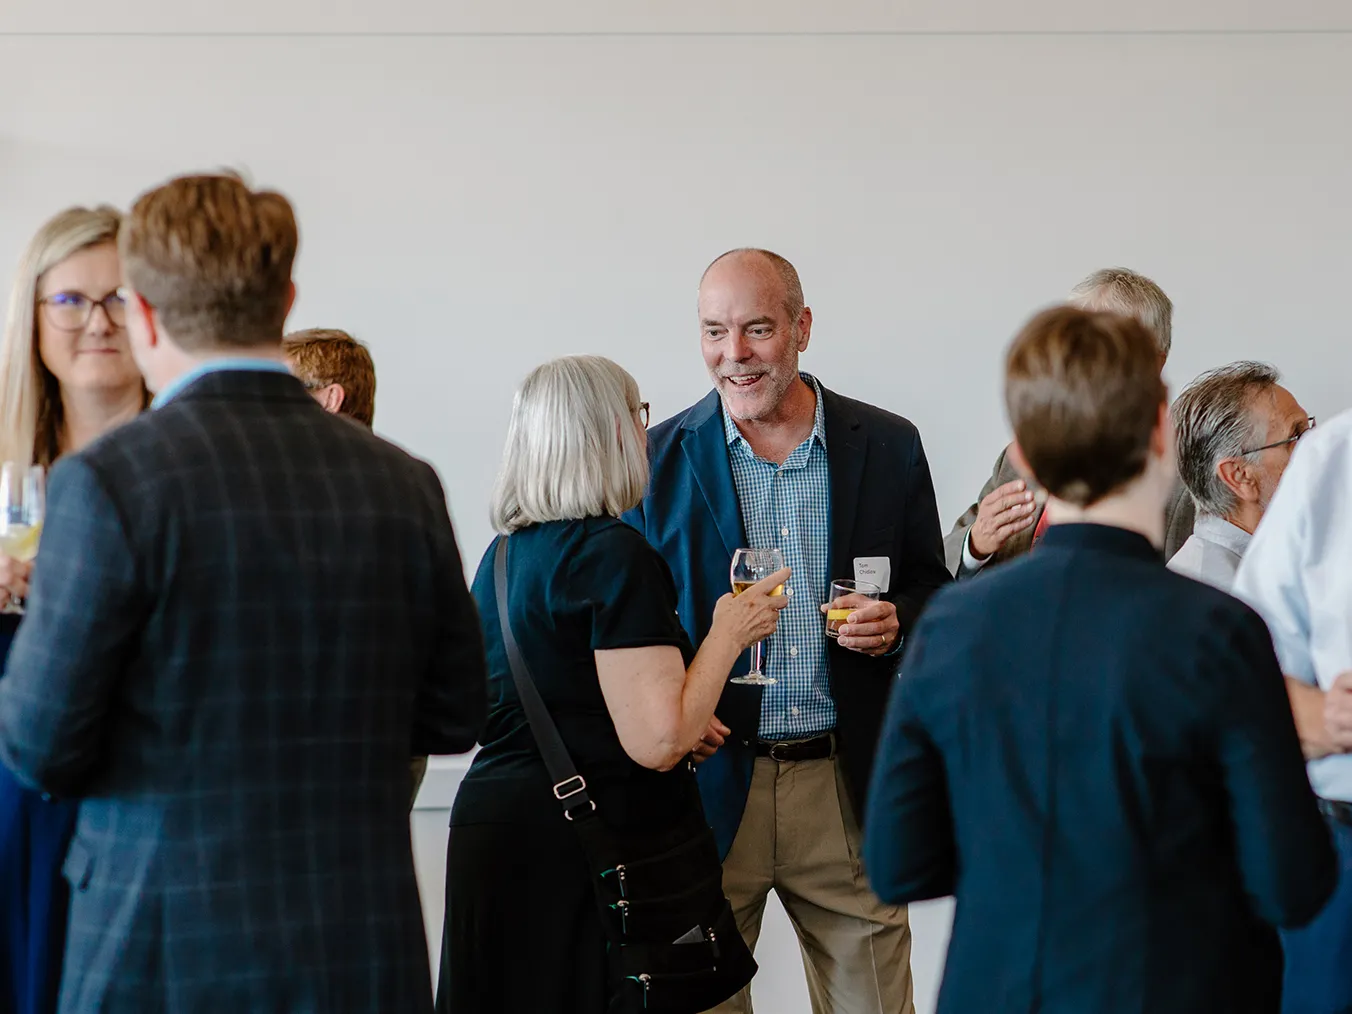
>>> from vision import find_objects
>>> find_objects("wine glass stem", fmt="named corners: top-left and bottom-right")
top-left (750, 639), bottom-right (765, 676)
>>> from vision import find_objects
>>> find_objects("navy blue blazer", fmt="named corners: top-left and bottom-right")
top-left (864, 523), bottom-right (1336, 1014)
top-left (0, 372), bottom-right (487, 1014)
top-left (624, 384), bottom-right (949, 857)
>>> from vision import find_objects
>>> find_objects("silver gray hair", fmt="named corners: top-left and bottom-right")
top-left (489, 355), bottom-right (649, 534)
top-left (1172, 361), bottom-right (1280, 518)
top-left (1068, 267), bottom-right (1173, 359)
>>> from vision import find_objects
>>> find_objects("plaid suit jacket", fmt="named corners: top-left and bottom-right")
top-left (0, 370), bottom-right (487, 1014)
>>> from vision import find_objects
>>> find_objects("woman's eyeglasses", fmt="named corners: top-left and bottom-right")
top-left (37, 290), bottom-right (127, 332)
top-left (638, 402), bottom-right (650, 428)
top-left (1240, 416), bottom-right (1316, 456)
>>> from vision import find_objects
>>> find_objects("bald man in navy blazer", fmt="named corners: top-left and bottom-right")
top-left (625, 249), bottom-right (949, 1013)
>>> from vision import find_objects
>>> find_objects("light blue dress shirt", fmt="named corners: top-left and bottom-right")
top-left (152, 358), bottom-right (294, 409)
top-left (1166, 513), bottom-right (1251, 592)
top-left (723, 374), bottom-right (834, 739)
top-left (1233, 409), bottom-right (1352, 803)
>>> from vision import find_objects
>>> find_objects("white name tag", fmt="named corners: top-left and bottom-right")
top-left (853, 556), bottom-right (891, 593)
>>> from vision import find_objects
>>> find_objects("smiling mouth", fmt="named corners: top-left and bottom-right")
top-left (724, 374), bottom-right (766, 389)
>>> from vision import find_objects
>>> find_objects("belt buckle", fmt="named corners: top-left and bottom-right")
top-left (767, 741), bottom-right (795, 762)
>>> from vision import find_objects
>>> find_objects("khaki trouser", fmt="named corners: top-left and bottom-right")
top-left (706, 754), bottom-right (914, 1014)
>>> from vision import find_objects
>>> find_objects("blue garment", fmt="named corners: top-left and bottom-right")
top-left (623, 383), bottom-right (950, 859)
top-left (1280, 815), bottom-right (1352, 1014)
top-left (0, 614), bottom-right (75, 1014)
top-left (722, 376), bottom-right (833, 737)
top-left (0, 371), bottom-right (484, 1013)
top-left (864, 523), bottom-right (1334, 1014)
top-left (151, 357), bottom-right (292, 409)
top-left (1233, 408), bottom-right (1352, 805)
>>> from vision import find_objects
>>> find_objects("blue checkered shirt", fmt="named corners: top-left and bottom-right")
top-left (723, 375), bottom-right (835, 738)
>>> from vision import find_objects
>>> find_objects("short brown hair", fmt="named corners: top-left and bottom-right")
top-left (1005, 306), bottom-right (1166, 506)
top-left (119, 173), bottom-right (297, 351)
top-left (283, 328), bottom-right (376, 428)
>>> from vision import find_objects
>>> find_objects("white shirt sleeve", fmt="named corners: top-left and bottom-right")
top-left (958, 528), bottom-right (991, 577)
top-left (1232, 448), bottom-right (1317, 685)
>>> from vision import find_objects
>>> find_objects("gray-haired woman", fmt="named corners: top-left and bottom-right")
top-left (436, 355), bottom-right (787, 1013)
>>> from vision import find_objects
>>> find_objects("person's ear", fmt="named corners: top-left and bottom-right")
top-left (796, 306), bottom-right (813, 353)
top-left (1151, 401), bottom-right (1172, 459)
top-left (128, 291), bottom-right (160, 349)
top-left (317, 383), bottom-right (346, 415)
top-left (283, 281), bottom-right (297, 322)
top-left (1216, 456), bottom-right (1261, 505)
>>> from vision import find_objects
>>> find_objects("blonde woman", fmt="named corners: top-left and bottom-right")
top-left (437, 356), bottom-right (788, 1014)
top-left (0, 205), bottom-right (146, 1014)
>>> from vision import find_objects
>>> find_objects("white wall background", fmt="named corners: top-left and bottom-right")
top-left (3, 3), bottom-right (1351, 1011)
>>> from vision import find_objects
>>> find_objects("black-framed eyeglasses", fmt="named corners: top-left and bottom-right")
top-left (37, 290), bottom-right (126, 332)
top-left (637, 402), bottom-right (650, 428)
top-left (1240, 416), bottom-right (1316, 456)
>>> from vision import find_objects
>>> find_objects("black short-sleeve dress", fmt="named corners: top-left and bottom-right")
top-left (436, 517), bottom-right (701, 1014)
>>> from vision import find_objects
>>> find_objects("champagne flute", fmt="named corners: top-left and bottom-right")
top-left (729, 547), bottom-right (785, 686)
top-left (0, 463), bottom-right (45, 613)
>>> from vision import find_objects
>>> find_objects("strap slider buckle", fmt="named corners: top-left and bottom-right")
top-left (553, 775), bottom-right (587, 801)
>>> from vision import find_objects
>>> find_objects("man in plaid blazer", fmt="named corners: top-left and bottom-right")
top-left (0, 174), bottom-right (487, 1013)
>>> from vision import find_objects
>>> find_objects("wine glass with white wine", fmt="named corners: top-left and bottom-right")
top-left (729, 547), bottom-right (786, 686)
top-left (0, 463), bottom-right (45, 613)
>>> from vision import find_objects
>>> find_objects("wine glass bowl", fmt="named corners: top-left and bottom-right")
top-left (0, 462), bottom-right (46, 613)
top-left (729, 547), bottom-right (786, 686)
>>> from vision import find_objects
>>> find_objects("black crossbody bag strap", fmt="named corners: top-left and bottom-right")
top-left (494, 536), bottom-right (596, 821)
top-left (495, 538), bottom-right (758, 1013)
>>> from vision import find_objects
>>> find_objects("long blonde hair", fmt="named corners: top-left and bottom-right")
top-left (0, 205), bottom-right (126, 466)
top-left (490, 356), bottom-right (649, 534)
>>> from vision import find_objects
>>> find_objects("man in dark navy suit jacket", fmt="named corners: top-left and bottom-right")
top-left (0, 175), bottom-right (486, 1014)
top-left (625, 249), bottom-right (949, 1013)
top-left (864, 305), bottom-right (1335, 1014)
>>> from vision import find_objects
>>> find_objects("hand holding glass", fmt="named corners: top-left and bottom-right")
top-left (824, 579), bottom-right (881, 638)
top-left (729, 548), bottom-right (786, 686)
top-left (0, 463), bottom-right (45, 612)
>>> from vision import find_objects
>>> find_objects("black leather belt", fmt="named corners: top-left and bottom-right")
top-left (1318, 798), bottom-right (1352, 827)
top-left (755, 733), bottom-right (835, 762)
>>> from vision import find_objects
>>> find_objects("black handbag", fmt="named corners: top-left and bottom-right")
top-left (494, 537), bottom-right (757, 1013)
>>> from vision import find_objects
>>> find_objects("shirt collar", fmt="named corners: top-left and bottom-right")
top-left (1035, 522), bottom-right (1163, 564)
top-left (721, 373), bottom-right (827, 451)
top-left (1195, 513), bottom-right (1253, 557)
top-left (152, 357), bottom-right (295, 409)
